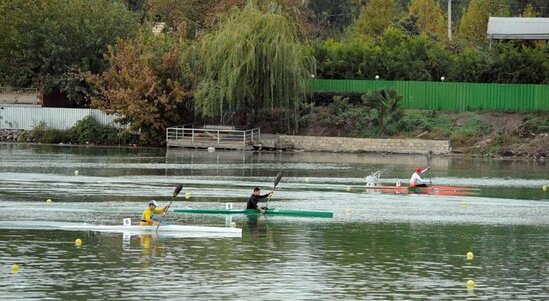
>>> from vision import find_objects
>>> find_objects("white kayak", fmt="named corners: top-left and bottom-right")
top-left (0, 221), bottom-right (242, 238)
top-left (62, 224), bottom-right (242, 237)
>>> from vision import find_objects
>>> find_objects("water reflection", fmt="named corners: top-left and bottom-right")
top-left (245, 214), bottom-right (270, 239)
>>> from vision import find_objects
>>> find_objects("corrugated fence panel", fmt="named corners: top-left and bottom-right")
top-left (306, 79), bottom-right (549, 112)
top-left (0, 105), bottom-right (123, 130)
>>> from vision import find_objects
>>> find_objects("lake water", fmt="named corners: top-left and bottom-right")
top-left (0, 144), bottom-right (548, 300)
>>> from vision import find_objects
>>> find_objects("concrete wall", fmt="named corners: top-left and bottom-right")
top-left (277, 135), bottom-right (450, 154)
top-left (0, 91), bottom-right (39, 105)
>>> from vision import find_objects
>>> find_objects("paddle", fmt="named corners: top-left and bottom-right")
top-left (156, 184), bottom-right (183, 231)
top-left (265, 172), bottom-right (283, 209)
top-left (426, 150), bottom-right (433, 185)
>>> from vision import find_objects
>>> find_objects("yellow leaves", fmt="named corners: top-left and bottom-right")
top-left (408, 0), bottom-right (446, 37)
top-left (88, 32), bottom-right (194, 143)
top-left (352, 0), bottom-right (396, 37)
top-left (459, 0), bottom-right (509, 44)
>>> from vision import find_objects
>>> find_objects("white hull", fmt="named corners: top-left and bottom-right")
top-left (0, 221), bottom-right (242, 238)
top-left (62, 224), bottom-right (242, 237)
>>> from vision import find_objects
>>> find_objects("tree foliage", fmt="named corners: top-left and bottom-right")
top-left (408, 0), bottom-right (446, 37)
top-left (361, 89), bottom-right (403, 137)
top-left (313, 27), bottom-right (451, 81)
top-left (88, 32), bottom-right (194, 143)
top-left (0, 0), bottom-right (138, 105)
top-left (459, 0), bottom-right (509, 44)
top-left (352, 0), bottom-right (397, 37)
top-left (521, 4), bottom-right (539, 17)
top-left (190, 2), bottom-right (310, 129)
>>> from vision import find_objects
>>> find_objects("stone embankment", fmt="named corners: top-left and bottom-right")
top-left (0, 129), bottom-right (33, 142)
top-left (258, 134), bottom-right (450, 155)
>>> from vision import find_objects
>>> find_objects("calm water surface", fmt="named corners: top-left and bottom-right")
top-left (0, 144), bottom-right (548, 300)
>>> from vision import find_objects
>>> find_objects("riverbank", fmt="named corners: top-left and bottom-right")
top-left (258, 110), bottom-right (549, 160)
top-left (1, 111), bottom-right (547, 160)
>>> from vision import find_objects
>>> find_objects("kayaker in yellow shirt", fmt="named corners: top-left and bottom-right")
top-left (140, 200), bottom-right (170, 226)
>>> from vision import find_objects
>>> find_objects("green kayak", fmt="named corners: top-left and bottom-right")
top-left (174, 208), bottom-right (334, 218)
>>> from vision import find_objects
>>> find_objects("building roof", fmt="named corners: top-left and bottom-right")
top-left (487, 17), bottom-right (549, 40)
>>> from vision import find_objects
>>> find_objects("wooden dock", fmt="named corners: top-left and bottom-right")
top-left (166, 125), bottom-right (260, 150)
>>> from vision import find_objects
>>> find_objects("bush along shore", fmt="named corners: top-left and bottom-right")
top-left (0, 116), bottom-right (139, 146)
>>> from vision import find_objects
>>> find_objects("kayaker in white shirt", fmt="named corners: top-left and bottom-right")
top-left (409, 167), bottom-right (431, 187)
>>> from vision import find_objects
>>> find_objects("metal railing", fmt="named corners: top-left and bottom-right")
top-left (166, 125), bottom-right (260, 148)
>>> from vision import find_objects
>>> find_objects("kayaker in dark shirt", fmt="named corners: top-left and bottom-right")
top-left (246, 187), bottom-right (273, 213)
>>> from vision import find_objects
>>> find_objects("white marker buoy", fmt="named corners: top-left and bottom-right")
top-left (185, 192), bottom-right (191, 200)
top-left (46, 198), bottom-right (52, 204)
top-left (74, 170), bottom-right (79, 176)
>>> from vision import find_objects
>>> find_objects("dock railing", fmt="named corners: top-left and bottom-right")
top-left (166, 124), bottom-right (260, 149)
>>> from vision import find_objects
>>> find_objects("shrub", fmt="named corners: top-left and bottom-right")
top-left (71, 116), bottom-right (103, 144)
top-left (517, 114), bottom-right (549, 137)
top-left (41, 129), bottom-right (70, 144)
top-left (361, 89), bottom-right (403, 136)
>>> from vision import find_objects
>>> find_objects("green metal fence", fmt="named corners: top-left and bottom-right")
top-left (307, 79), bottom-right (549, 112)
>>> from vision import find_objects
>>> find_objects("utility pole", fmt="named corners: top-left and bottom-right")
top-left (447, 0), bottom-right (452, 40)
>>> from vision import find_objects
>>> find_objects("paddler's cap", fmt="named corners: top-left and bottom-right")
top-left (148, 200), bottom-right (158, 207)
top-left (416, 167), bottom-right (422, 173)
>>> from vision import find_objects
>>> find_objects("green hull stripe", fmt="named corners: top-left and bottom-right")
top-left (174, 209), bottom-right (333, 218)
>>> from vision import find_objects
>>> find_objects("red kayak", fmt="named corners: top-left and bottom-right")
top-left (364, 185), bottom-right (480, 196)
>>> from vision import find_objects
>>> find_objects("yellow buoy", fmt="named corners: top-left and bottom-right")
top-left (11, 264), bottom-right (19, 273)
top-left (304, 177), bottom-right (310, 183)
top-left (466, 279), bottom-right (475, 289)
top-left (75, 238), bottom-right (82, 246)
top-left (74, 170), bottom-right (79, 176)
top-left (346, 186), bottom-right (352, 192)
top-left (345, 208), bottom-right (352, 214)
top-left (462, 201), bottom-right (468, 206)
top-left (543, 185), bottom-right (547, 192)
top-left (46, 198), bottom-right (52, 204)
top-left (230, 222), bottom-right (236, 228)
top-left (466, 251), bottom-right (474, 260)
top-left (184, 192), bottom-right (191, 200)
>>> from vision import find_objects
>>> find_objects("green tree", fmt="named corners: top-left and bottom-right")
top-left (190, 2), bottom-right (310, 130)
top-left (521, 4), bottom-right (539, 17)
top-left (459, 0), bottom-right (509, 44)
top-left (88, 32), bottom-right (194, 143)
top-left (361, 89), bottom-right (403, 137)
top-left (0, 0), bottom-right (138, 105)
top-left (352, 0), bottom-right (397, 37)
top-left (408, 0), bottom-right (446, 37)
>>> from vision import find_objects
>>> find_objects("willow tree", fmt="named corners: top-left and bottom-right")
top-left (190, 2), bottom-right (310, 130)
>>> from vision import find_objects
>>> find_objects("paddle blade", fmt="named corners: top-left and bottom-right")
top-left (426, 151), bottom-right (433, 165)
top-left (274, 172), bottom-right (283, 188)
top-left (172, 184), bottom-right (183, 198)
